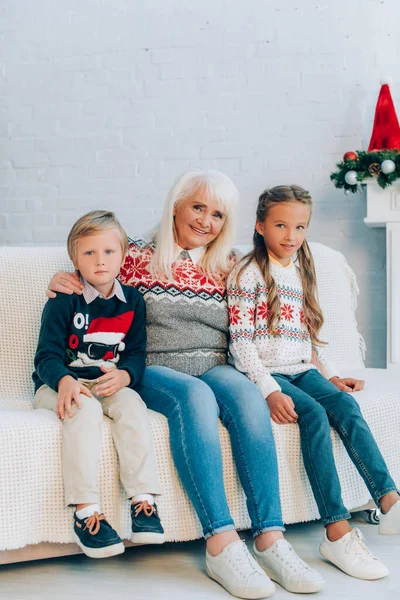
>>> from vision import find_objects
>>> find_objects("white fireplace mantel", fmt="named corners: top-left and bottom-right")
top-left (364, 180), bottom-right (400, 370)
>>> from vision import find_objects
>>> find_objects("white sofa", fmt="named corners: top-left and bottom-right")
top-left (1, 242), bottom-right (399, 564)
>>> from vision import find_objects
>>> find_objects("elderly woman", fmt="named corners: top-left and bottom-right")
top-left (48, 170), bottom-right (323, 598)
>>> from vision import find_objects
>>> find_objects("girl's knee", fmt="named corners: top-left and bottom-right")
top-left (299, 401), bottom-right (328, 426)
top-left (335, 392), bottom-right (362, 417)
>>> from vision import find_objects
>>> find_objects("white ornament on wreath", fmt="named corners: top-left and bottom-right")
top-left (344, 170), bottom-right (358, 185)
top-left (381, 159), bottom-right (396, 174)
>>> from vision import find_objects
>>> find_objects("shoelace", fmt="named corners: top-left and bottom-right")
top-left (346, 528), bottom-right (376, 559)
top-left (229, 541), bottom-right (260, 578)
top-left (83, 512), bottom-right (106, 536)
top-left (134, 500), bottom-right (156, 518)
top-left (272, 540), bottom-right (310, 572)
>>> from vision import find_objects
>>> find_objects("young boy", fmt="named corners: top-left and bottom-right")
top-left (33, 210), bottom-right (164, 559)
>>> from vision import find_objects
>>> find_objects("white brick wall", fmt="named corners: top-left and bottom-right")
top-left (1, 0), bottom-right (398, 367)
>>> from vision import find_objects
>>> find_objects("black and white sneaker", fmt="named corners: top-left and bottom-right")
top-left (74, 511), bottom-right (125, 559)
top-left (131, 501), bottom-right (165, 544)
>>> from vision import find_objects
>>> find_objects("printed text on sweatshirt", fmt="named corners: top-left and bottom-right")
top-left (33, 284), bottom-right (146, 393)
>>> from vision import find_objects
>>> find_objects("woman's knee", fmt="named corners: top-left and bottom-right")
top-left (174, 378), bottom-right (220, 424)
top-left (225, 385), bottom-right (270, 430)
top-left (161, 378), bottom-right (221, 447)
top-left (204, 365), bottom-right (267, 416)
top-left (142, 367), bottom-right (220, 424)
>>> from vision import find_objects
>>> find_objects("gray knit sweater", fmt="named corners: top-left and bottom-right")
top-left (119, 238), bottom-right (237, 377)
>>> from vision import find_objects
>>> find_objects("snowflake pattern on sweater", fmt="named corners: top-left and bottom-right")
top-left (120, 238), bottom-right (228, 302)
top-left (227, 259), bottom-right (338, 399)
top-left (119, 238), bottom-right (237, 376)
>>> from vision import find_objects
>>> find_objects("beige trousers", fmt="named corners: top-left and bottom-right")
top-left (35, 381), bottom-right (162, 506)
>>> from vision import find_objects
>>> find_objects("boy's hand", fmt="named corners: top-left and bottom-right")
top-left (266, 390), bottom-right (298, 425)
top-left (57, 375), bottom-right (93, 419)
top-left (46, 271), bottom-right (84, 298)
top-left (93, 366), bottom-right (131, 398)
top-left (330, 376), bottom-right (364, 392)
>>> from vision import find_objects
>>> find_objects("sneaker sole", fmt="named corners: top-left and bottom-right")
top-left (206, 564), bottom-right (276, 599)
top-left (258, 564), bottom-right (324, 594)
top-left (319, 544), bottom-right (389, 580)
top-left (131, 532), bottom-right (165, 544)
top-left (74, 534), bottom-right (125, 559)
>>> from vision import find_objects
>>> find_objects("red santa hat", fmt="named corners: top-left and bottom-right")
top-left (83, 311), bottom-right (134, 351)
top-left (368, 83), bottom-right (400, 152)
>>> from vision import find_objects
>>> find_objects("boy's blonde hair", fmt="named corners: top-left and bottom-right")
top-left (150, 169), bottom-right (239, 280)
top-left (67, 210), bottom-right (129, 263)
top-left (236, 185), bottom-right (325, 346)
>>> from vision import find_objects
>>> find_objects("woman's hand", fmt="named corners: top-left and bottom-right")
top-left (330, 376), bottom-right (364, 392)
top-left (266, 390), bottom-right (298, 425)
top-left (93, 366), bottom-right (131, 398)
top-left (46, 271), bottom-right (84, 298)
top-left (57, 375), bottom-right (93, 419)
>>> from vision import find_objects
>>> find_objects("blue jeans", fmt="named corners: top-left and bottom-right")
top-left (273, 369), bottom-right (398, 526)
top-left (135, 364), bottom-right (285, 538)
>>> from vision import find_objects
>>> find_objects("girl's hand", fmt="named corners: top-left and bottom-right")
top-left (57, 375), bottom-right (93, 419)
top-left (330, 376), bottom-right (364, 392)
top-left (93, 366), bottom-right (131, 398)
top-left (266, 391), bottom-right (298, 425)
top-left (46, 271), bottom-right (84, 298)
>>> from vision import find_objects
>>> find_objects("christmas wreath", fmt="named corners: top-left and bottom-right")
top-left (331, 150), bottom-right (400, 194)
top-left (331, 84), bottom-right (400, 194)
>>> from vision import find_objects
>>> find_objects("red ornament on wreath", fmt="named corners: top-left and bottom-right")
top-left (343, 151), bottom-right (357, 162)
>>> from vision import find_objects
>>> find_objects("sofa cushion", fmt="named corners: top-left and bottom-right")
top-left (1, 367), bottom-right (399, 550)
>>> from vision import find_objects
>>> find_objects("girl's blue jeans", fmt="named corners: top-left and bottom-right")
top-left (272, 369), bottom-right (398, 526)
top-left (135, 364), bottom-right (285, 539)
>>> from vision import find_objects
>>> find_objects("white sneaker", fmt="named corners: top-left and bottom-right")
top-left (206, 539), bottom-right (276, 599)
top-left (253, 538), bottom-right (324, 593)
top-left (379, 499), bottom-right (400, 535)
top-left (319, 527), bottom-right (389, 580)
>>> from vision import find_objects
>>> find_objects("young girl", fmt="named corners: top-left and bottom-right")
top-left (227, 185), bottom-right (400, 582)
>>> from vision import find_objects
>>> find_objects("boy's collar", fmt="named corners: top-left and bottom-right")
top-left (80, 277), bottom-right (127, 304)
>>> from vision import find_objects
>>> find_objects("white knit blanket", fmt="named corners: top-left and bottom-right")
top-left (1, 243), bottom-right (399, 551)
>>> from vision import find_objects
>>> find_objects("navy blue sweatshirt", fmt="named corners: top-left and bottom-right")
top-left (33, 284), bottom-right (146, 393)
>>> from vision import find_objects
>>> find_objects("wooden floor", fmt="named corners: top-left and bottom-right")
top-left (1, 514), bottom-right (399, 600)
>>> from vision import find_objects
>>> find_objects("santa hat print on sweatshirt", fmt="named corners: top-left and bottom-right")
top-left (83, 311), bottom-right (134, 352)
top-left (368, 83), bottom-right (400, 151)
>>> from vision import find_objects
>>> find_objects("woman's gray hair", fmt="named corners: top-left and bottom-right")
top-left (150, 169), bottom-right (239, 279)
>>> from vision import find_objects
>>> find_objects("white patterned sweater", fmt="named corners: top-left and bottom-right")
top-left (227, 259), bottom-right (338, 399)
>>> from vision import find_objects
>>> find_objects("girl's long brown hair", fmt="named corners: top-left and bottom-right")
top-left (236, 185), bottom-right (325, 345)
